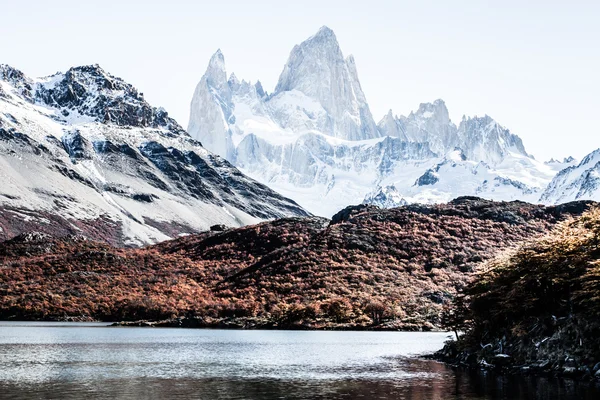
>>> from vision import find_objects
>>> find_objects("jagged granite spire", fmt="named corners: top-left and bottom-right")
top-left (188, 49), bottom-right (235, 161)
top-left (457, 115), bottom-right (529, 165)
top-left (378, 99), bottom-right (531, 165)
top-left (273, 26), bottom-right (380, 141)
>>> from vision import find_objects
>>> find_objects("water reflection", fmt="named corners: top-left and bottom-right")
top-left (1, 373), bottom-right (598, 400)
top-left (0, 322), bottom-right (598, 399)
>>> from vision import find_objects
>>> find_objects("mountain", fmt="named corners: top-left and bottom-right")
top-left (0, 197), bottom-right (593, 328)
top-left (0, 64), bottom-right (308, 246)
top-left (540, 148), bottom-right (600, 204)
top-left (362, 185), bottom-right (408, 208)
top-left (188, 27), bottom-right (568, 216)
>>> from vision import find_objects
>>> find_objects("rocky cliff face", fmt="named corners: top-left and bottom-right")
top-left (0, 64), bottom-right (308, 246)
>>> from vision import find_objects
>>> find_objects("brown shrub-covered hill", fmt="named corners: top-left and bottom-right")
top-left (0, 197), bottom-right (595, 330)
top-left (436, 206), bottom-right (600, 378)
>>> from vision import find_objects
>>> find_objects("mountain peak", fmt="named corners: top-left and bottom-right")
top-left (29, 65), bottom-right (183, 131)
top-left (417, 99), bottom-right (447, 114)
top-left (313, 25), bottom-right (336, 40)
top-left (0, 64), bottom-right (33, 99)
top-left (211, 48), bottom-right (224, 60)
top-left (272, 26), bottom-right (379, 141)
top-left (412, 99), bottom-right (450, 123)
top-left (228, 72), bottom-right (239, 86)
top-left (204, 49), bottom-right (227, 88)
top-left (0, 64), bottom-right (28, 81)
top-left (68, 64), bottom-right (106, 76)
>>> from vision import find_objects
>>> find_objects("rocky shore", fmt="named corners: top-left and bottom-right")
top-left (433, 339), bottom-right (600, 381)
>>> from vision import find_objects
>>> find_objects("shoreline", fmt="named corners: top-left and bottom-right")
top-left (0, 317), bottom-right (448, 332)
top-left (430, 340), bottom-right (600, 383)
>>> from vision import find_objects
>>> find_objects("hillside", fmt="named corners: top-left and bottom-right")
top-left (436, 207), bottom-right (600, 378)
top-left (0, 198), bottom-right (594, 329)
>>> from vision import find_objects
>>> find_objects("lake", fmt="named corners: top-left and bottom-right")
top-left (0, 322), bottom-right (597, 399)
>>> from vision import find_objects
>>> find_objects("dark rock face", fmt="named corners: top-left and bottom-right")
top-left (330, 204), bottom-right (379, 224)
top-left (62, 131), bottom-right (94, 161)
top-left (0, 65), bottom-right (33, 99)
top-left (415, 169), bottom-right (439, 186)
top-left (139, 141), bottom-right (217, 202)
top-left (35, 65), bottom-right (184, 132)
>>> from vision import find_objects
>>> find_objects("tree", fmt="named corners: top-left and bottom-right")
top-left (440, 294), bottom-right (471, 340)
top-left (364, 299), bottom-right (387, 325)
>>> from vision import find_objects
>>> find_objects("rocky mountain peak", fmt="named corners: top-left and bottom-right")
top-left (413, 99), bottom-right (450, 123)
top-left (188, 50), bottom-right (235, 160)
top-left (457, 114), bottom-right (529, 165)
top-left (305, 25), bottom-right (339, 50)
top-left (33, 65), bottom-right (183, 132)
top-left (204, 49), bottom-right (228, 89)
top-left (254, 80), bottom-right (266, 98)
top-left (541, 148), bottom-right (600, 205)
top-left (272, 26), bottom-right (379, 141)
top-left (274, 26), bottom-right (345, 95)
top-left (0, 64), bottom-right (34, 99)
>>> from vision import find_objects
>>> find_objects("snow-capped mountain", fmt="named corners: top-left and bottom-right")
top-left (0, 64), bottom-right (307, 246)
top-left (378, 101), bottom-right (530, 166)
top-left (272, 26), bottom-right (379, 141)
top-left (187, 26), bottom-right (584, 215)
top-left (541, 149), bottom-right (600, 204)
top-left (363, 185), bottom-right (408, 208)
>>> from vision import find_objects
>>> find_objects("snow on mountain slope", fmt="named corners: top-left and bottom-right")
top-left (541, 149), bottom-right (600, 204)
top-left (0, 64), bottom-right (308, 246)
top-left (187, 26), bottom-right (572, 216)
top-left (364, 149), bottom-right (564, 207)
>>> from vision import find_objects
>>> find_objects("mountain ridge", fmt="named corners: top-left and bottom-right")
top-left (187, 26), bottom-right (581, 216)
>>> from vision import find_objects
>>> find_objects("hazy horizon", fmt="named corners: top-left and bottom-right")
top-left (2, 0), bottom-right (598, 161)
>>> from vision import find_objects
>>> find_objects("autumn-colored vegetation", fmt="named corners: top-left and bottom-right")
top-left (439, 206), bottom-right (600, 376)
top-left (0, 197), bottom-right (594, 329)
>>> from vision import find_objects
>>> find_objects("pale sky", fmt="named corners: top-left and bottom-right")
top-left (2, 0), bottom-right (598, 161)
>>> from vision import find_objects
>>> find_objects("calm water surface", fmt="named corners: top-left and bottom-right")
top-left (0, 322), bottom-right (597, 399)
